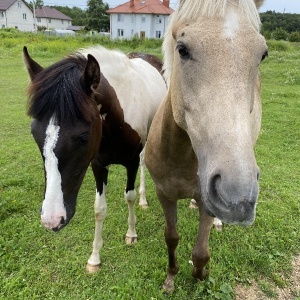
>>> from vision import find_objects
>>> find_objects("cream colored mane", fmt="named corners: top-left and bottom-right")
top-left (163, 0), bottom-right (261, 84)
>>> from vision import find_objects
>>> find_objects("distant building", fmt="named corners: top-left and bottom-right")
top-left (0, 0), bottom-right (34, 31)
top-left (35, 7), bottom-right (72, 30)
top-left (106, 0), bottom-right (174, 39)
top-left (0, 0), bottom-right (73, 32)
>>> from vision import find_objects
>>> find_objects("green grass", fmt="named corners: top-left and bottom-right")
top-left (0, 34), bottom-right (300, 299)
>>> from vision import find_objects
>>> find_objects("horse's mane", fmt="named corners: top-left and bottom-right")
top-left (27, 53), bottom-right (97, 124)
top-left (163, 0), bottom-right (261, 84)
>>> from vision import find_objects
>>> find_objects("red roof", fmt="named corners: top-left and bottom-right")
top-left (107, 0), bottom-right (174, 15)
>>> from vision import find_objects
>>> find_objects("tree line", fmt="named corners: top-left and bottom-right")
top-left (29, 0), bottom-right (110, 32)
top-left (29, 1), bottom-right (300, 41)
top-left (260, 10), bottom-right (300, 42)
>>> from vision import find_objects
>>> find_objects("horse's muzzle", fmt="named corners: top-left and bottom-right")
top-left (205, 171), bottom-right (259, 225)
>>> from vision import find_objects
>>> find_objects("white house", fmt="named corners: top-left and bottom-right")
top-left (0, 0), bottom-right (34, 31)
top-left (35, 7), bottom-right (72, 30)
top-left (106, 0), bottom-right (174, 39)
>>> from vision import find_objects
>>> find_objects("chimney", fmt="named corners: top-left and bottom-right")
top-left (130, 0), bottom-right (134, 7)
top-left (163, 0), bottom-right (169, 8)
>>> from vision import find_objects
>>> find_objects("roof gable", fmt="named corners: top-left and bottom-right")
top-left (106, 0), bottom-right (174, 15)
top-left (0, 0), bottom-right (32, 11)
top-left (35, 7), bottom-right (72, 21)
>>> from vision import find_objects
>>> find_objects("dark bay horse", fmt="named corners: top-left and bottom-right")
top-left (23, 45), bottom-right (166, 273)
top-left (145, 0), bottom-right (268, 291)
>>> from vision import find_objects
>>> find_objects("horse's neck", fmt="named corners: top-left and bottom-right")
top-left (96, 73), bottom-right (124, 130)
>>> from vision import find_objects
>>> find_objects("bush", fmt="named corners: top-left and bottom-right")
top-left (289, 31), bottom-right (300, 42)
top-left (267, 40), bottom-right (294, 52)
top-left (271, 27), bottom-right (289, 41)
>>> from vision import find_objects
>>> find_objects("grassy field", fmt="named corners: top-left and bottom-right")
top-left (0, 33), bottom-right (300, 299)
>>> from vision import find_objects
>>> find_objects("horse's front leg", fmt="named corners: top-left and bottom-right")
top-left (138, 147), bottom-right (148, 209)
top-left (124, 160), bottom-right (139, 244)
top-left (191, 199), bottom-right (214, 280)
top-left (86, 162), bottom-right (108, 273)
top-left (157, 188), bottom-right (179, 292)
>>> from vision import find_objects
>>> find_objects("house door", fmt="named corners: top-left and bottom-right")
top-left (140, 31), bottom-right (145, 39)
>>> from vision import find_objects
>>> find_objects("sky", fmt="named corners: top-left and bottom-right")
top-left (42, 0), bottom-right (300, 14)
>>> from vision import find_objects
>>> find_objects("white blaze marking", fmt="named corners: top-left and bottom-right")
top-left (224, 10), bottom-right (239, 39)
top-left (41, 117), bottom-right (66, 229)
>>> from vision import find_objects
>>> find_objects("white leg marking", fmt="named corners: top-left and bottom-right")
top-left (125, 189), bottom-right (137, 244)
top-left (138, 147), bottom-right (147, 208)
top-left (41, 117), bottom-right (66, 230)
top-left (213, 218), bottom-right (223, 231)
top-left (87, 185), bottom-right (108, 269)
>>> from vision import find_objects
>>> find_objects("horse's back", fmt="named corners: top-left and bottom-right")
top-left (81, 46), bottom-right (166, 142)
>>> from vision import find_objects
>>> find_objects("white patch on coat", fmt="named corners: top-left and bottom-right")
top-left (224, 9), bottom-right (240, 39)
top-left (79, 46), bottom-right (167, 145)
top-left (41, 117), bottom-right (66, 229)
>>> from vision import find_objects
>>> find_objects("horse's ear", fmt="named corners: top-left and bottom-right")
top-left (23, 46), bottom-right (44, 80)
top-left (81, 54), bottom-right (101, 93)
top-left (254, 0), bottom-right (264, 9)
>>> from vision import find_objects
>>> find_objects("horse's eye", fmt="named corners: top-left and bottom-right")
top-left (177, 44), bottom-right (190, 59)
top-left (261, 50), bottom-right (268, 62)
top-left (79, 134), bottom-right (89, 145)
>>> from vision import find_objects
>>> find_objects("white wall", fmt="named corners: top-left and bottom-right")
top-left (36, 17), bottom-right (72, 30)
top-left (110, 13), bottom-right (169, 39)
top-left (0, 0), bottom-right (34, 31)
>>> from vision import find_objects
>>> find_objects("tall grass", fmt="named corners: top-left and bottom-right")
top-left (0, 30), bottom-right (164, 58)
top-left (0, 33), bottom-right (300, 299)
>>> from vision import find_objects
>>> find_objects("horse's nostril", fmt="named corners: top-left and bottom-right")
top-left (60, 216), bottom-right (66, 225)
top-left (209, 174), bottom-right (221, 201)
top-left (257, 169), bottom-right (260, 181)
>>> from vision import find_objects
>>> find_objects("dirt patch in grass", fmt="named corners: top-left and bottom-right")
top-left (235, 255), bottom-right (300, 300)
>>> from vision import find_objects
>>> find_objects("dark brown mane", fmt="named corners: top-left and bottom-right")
top-left (27, 53), bottom-right (98, 124)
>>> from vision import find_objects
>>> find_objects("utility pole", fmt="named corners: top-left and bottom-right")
top-left (32, 0), bottom-right (37, 33)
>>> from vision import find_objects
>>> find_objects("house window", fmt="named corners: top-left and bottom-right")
top-left (2, 24), bottom-right (5, 28)
top-left (156, 31), bottom-right (162, 38)
top-left (141, 14), bottom-right (146, 23)
top-left (117, 29), bottom-right (124, 37)
top-left (117, 14), bottom-right (124, 22)
top-left (48, 18), bottom-right (51, 23)
top-left (156, 15), bottom-right (162, 24)
top-left (23, 13), bottom-right (26, 20)
top-left (131, 14), bottom-right (135, 23)
top-left (61, 20), bottom-right (64, 24)
top-left (0, 11), bottom-right (4, 18)
top-left (37, 17), bottom-right (41, 22)
top-left (17, 1), bottom-right (22, 8)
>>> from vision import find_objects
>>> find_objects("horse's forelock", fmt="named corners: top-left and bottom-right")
top-left (162, 0), bottom-right (261, 84)
top-left (27, 54), bottom-right (98, 124)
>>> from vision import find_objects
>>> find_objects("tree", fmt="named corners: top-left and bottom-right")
top-left (50, 6), bottom-right (88, 26)
top-left (28, 0), bottom-right (44, 9)
top-left (86, 0), bottom-right (109, 32)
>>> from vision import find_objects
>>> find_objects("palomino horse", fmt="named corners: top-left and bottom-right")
top-left (145, 0), bottom-right (268, 291)
top-left (23, 46), bottom-right (166, 272)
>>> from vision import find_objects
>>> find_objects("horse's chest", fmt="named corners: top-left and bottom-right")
top-left (99, 123), bottom-right (142, 166)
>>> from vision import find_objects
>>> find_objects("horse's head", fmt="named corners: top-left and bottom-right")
top-left (23, 47), bottom-right (102, 231)
top-left (165, 0), bottom-right (267, 225)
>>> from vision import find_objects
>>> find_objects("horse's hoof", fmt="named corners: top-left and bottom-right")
top-left (189, 199), bottom-right (198, 209)
top-left (162, 279), bottom-right (175, 293)
top-left (139, 203), bottom-right (148, 209)
top-left (86, 263), bottom-right (101, 273)
top-left (125, 235), bottom-right (137, 245)
top-left (214, 224), bottom-right (223, 231)
top-left (192, 267), bottom-right (207, 281)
